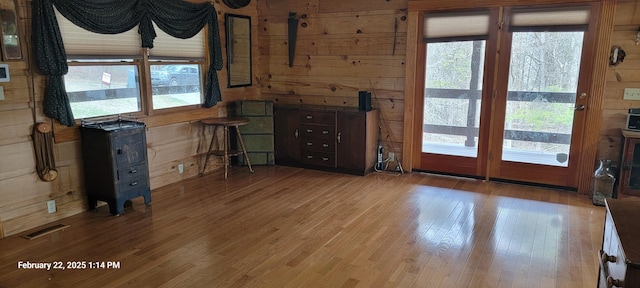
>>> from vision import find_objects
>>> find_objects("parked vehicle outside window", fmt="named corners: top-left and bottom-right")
top-left (150, 64), bottom-right (202, 109)
top-left (150, 64), bottom-right (200, 88)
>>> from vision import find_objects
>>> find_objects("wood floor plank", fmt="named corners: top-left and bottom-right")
top-left (0, 167), bottom-right (606, 287)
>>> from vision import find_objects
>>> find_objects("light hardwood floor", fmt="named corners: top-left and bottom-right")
top-left (0, 166), bottom-right (605, 287)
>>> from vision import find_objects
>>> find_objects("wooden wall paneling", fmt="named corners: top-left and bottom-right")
top-left (0, 109), bottom-right (32, 145)
top-left (265, 55), bottom-right (406, 77)
top-left (613, 1), bottom-right (639, 25)
top-left (609, 64), bottom-right (640, 83)
top-left (597, 133), bottom-right (623, 166)
top-left (259, 10), bottom-right (408, 37)
top-left (261, 0), bottom-right (318, 16)
top-left (262, 75), bottom-right (405, 99)
top-left (318, 0), bottom-right (408, 13)
top-left (148, 156), bottom-right (217, 190)
top-left (147, 134), bottom-right (204, 168)
top-left (601, 108), bottom-right (628, 134)
top-left (258, 33), bottom-right (407, 57)
top-left (0, 174), bottom-right (54, 212)
top-left (0, 75), bottom-right (29, 104)
top-left (146, 121), bottom-right (223, 189)
top-left (55, 139), bottom-right (81, 166)
top-left (1, 200), bottom-right (86, 237)
top-left (0, 142), bottom-right (35, 180)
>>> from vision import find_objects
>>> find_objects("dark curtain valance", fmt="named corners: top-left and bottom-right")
top-left (32, 0), bottom-right (223, 127)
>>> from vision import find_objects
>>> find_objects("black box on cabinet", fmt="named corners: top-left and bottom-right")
top-left (358, 91), bottom-right (372, 111)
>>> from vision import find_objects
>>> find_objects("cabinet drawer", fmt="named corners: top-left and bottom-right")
top-left (117, 175), bottom-right (149, 195)
top-left (117, 164), bottom-right (148, 181)
top-left (300, 110), bottom-right (335, 125)
top-left (301, 151), bottom-right (336, 167)
top-left (302, 139), bottom-right (335, 153)
top-left (300, 124), bottom-right (335, 141)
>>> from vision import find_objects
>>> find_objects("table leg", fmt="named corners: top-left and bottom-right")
top-left (223, 126), bottom-right (229, 180)
top-left (200, 126), bottom-right (219, 176)
top-left (235, 127), bottom-right (254, 173)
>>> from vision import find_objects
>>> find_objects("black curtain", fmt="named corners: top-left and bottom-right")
top-left (32, 0), bottom-right (223, 127)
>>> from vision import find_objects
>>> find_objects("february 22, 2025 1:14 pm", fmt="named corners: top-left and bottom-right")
top-left (17, 260), bottom-right (121, 270)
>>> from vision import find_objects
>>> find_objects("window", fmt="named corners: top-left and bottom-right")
top-left (56, 9), bottom-right (206, 119)
top-left (150, 63), bottom-right (202, 110)
top-left (422, 10), bottom-right (490, 158)
top-left (66, 63), bottom-right (141, 119)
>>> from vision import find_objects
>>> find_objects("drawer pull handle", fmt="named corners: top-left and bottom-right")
top-left (295, 129), bottom-right (299, 139)
top-left (306, 115), bottom-right (313, 120)
top-left (322, 130), bottom-right (329, 134)
top-left (607, 276), bottom-right (624, 288)
top-left (129, 169), bottom-right (138, 174)
top-left (337, 132), bottom-right (341, 144)
top-left (600, 250), bottom-right (624, 288)
top-left (602, 252), bottom-right (617, 264)
top-left (322, 157), bottom-right (329, 161)
top-left (307, 155), bottom-right (313, 159)
top-left (306, 129), bottom-right (313, 133)
top-left (117, 148), bottom-right (123, 155)
top-left (130, 182), bottom-right (138, 186)
top-left (307, 142), bottom-right (313, 146)
top-left (323, 144), bottom-right (329, 148)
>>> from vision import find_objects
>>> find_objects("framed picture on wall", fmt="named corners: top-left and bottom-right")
top-left (0, 0), bottom-right (21, 60)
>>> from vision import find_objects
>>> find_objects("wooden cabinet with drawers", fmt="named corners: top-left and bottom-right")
top-left (619, 130), bottom-right (640, 196)
top-left (599, 198), bottom-right (640, 288)
top-left (273, 105), bottom-right (379, 175)
top-left (80, 119), bottom-right (151, 215)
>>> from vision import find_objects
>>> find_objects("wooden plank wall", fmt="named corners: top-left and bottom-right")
top-left (600, 1), bottom-right (640, 167)
top-left (257, 0), bottom-right (409, 164)
top-left (0, 0), bottom-right (261, 238)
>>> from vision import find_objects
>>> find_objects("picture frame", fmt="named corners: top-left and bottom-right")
top-left (225, 14), bottom-right (252, 88)
top-left (0, 0), bottom-right (22, 60)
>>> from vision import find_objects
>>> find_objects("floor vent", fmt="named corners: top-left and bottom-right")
top-left (23, 224), bottom-right (70, 240)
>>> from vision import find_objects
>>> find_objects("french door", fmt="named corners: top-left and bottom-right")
top-left (418, 5), bottom-right (597, 188)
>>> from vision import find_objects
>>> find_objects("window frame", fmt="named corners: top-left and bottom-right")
top-left (65, 49), bottom-right (208, 120)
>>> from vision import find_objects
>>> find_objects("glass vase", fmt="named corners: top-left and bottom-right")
top-left (592, 159), bottom-right (616, 206)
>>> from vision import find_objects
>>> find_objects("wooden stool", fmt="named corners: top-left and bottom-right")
top-left (200, 117), bottom-right (254, 179)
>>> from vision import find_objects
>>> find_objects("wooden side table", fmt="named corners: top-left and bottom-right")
top-left (200, 117), bottom-right (254, 179)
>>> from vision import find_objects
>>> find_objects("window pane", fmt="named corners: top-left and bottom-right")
top-left (423, 40), bottom-right (486, 157)
top-left (151, 64), bottom-right (202, 110)
top-left (502, 31), bottom-right (584, 167)
top-left (65, 65), bottom-right (141, 119)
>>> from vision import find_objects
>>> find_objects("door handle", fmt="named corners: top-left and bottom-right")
top-left (575, 104), bottom-right (585, 111)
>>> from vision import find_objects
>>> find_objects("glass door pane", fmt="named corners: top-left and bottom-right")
top-left (423, 40), bottom-right (486, 158)
top-left (502, 31), bottom-right (584, 167)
